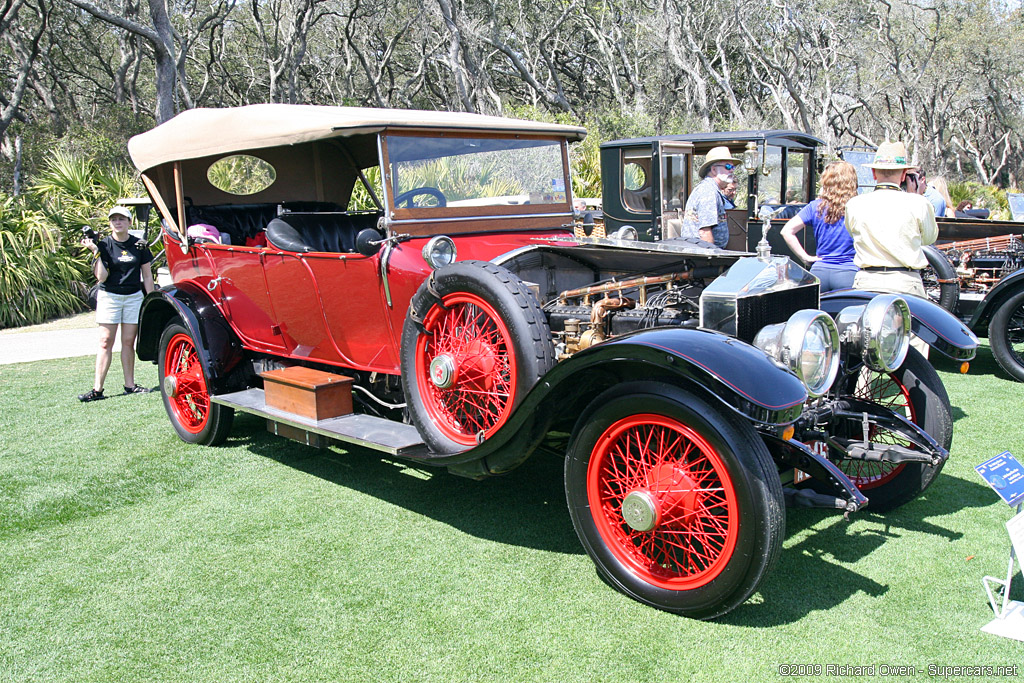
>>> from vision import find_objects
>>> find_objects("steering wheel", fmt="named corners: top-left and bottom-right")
top-left (395, 187), bottom-right (447, 208)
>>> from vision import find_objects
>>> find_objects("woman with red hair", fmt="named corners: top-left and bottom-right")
top-left (780, 161), bottom-right (860, 291)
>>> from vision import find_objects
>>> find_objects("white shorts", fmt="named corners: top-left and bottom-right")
top-left (96, 290), bottom-right (143, 325)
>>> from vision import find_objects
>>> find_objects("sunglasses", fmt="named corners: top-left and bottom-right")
top-left (713, 163), bottom-right (736, 171)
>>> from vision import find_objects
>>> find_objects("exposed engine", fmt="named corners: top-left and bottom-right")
top-left (937, 234), bottom-right (1024, 293)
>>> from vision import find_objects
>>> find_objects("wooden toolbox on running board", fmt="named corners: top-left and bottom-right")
top-left (261, 366), bottom-right (354, 421)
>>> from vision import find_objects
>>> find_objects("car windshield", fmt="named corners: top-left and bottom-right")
top-left (386, 135), bottom-right (567, 208)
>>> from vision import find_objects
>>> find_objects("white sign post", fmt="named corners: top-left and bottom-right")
top-left (976, 451), bottom-right (1024, 641)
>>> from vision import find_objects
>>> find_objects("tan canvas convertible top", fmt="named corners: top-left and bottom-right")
top-left (128, 103), bottom-right (587, 172)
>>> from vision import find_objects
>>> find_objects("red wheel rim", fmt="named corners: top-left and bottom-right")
top-left (415, 293), bottom-right (517, 446)
top-left (842, 371), bottom-right (917, 489)
top-left (586, 414), bottom-right (739, 590)
top-left (163, 333), bottom-right (210, 434)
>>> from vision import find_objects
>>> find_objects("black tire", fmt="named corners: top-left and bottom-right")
top-left (157, 320), bottom-right (234, 445)
top-left (839, 347), bottom-right (953, 511)
top-left (400, 260), bottom-right (555, 454)
top-left (922, 245), bottom-right (959, 313)
top-left (988, 288), bottom-right (1024, 382)
top-left (565, 382), bottom-right (785, 620)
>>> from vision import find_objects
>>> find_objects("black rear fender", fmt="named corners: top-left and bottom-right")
top-left (965, 268), bottom-right (1024, 333)
top-left (138, 284), bottom-right (244, 392)
top-left (820, 289), bottom-right (977, 360)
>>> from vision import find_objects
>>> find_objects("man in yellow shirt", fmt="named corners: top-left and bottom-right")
top-left (845, 141), bottom-right (938, 298)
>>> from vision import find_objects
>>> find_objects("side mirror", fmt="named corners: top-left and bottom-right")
top-left (355, 228), bottom-right (384, 257)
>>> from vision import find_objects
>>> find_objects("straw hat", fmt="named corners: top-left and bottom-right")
top-left (867, 141), bottom-right (915, 170)
top-left (698, 146), bottom-right (743, 178)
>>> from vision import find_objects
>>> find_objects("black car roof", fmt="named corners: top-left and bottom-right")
top-left (601, 129), bottom-right (824, 150)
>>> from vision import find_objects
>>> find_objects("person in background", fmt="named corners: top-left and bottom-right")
top-left (928, 177), bottom-right (956, 217)
top-left (78, 206), bottom-right (155, 402)
top-left (723, 179), bottom-right (738, 210)
top-left (917, 169), bottom-right (947, 217)
top-left (955, 200), bottom-right (991, 219)
top-left (845, 141), bottom-right (937, 299)
top-left (676, 146), bottom-right (742, 247)
top-left (780, 161), bottom-right (860, 292)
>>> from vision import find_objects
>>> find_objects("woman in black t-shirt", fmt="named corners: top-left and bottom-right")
top-left (78, 206), bottom-right (155, 402)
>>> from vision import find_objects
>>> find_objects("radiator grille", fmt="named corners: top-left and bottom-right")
top-left (735, 283), bottom-right (819, 343)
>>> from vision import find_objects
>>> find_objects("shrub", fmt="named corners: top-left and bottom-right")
top-left (948, 180), bottom-right (1014, 220)
top-left (0, 195), bottom-right (91, 328)
top-left (0, 151), bottom-right (143, 329)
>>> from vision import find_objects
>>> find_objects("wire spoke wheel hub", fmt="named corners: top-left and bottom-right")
top-left (417, 293), bottom-right (515, 444)
top-left (164, 333), bottom-right (210, 434)
top-left (588, 414), bottom-right (739, 590)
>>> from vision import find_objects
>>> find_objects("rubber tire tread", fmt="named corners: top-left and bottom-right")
top-left (923, 244), bottom-right (959, 313)
top-left (400, 260), bottom-right (555, 454)
top-left (564, 381), bottom-right (785, 620)
top-left (158, 320), bottom-right (234, 446)
top-left (987, 289), bottom-right (1024, 382)
top-left (849, 347), bottom-right (952, 511)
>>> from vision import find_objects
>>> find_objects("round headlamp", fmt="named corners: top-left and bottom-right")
top-left (835, 295), bottom-right (910, 372)
top-left (753, 309), bottom-right (840, 398)
top-left (422, 236), bottom-right (457, 270)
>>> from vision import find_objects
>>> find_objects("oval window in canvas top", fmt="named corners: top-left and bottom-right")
top-left (207, 155), bottom-right (277, 195)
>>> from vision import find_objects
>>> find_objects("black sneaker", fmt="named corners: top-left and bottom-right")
top-left (123, 384), bottom-right (151, 395)
top-left (78, 388), bottom-right (104, 402)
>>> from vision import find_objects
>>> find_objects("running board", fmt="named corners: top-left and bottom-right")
top-left (212, 388), bottom-right (429, 458)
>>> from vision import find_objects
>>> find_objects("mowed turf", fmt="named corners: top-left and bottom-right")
top-left (1, 347), bottom-right (1022, 682)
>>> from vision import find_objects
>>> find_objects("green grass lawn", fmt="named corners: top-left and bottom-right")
top-left (1, 348), bottom-right (1022, 682)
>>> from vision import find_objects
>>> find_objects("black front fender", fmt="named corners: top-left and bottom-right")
top-left (138, 284), bottom-right (244, 392)
top-left (820, 289), bottom-right (977, 360)
top-left (441, 326), bottom-right (809, 477)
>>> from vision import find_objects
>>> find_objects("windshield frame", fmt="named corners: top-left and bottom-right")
top-left (381, 131), bottom-right (574, 233)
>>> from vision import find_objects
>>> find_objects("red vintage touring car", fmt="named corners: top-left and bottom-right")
top-left (131, 104), bottom-right (976, 619)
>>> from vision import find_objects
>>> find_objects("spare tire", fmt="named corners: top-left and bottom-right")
top-left (922, 245), bottom-right (959, 313)
top-left (400, 260), bottom-right (555, 455)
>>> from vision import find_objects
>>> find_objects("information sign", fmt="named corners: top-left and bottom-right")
top-left (840, 150), bottom-right (877, 192)
top-left (976, 452), bottom-right (1024, 507)
top-left (1007, 193), bottom-right (1024, 222)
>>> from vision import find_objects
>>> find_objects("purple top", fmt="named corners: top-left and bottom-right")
top-left (797, 199), bottom-right (856, 267)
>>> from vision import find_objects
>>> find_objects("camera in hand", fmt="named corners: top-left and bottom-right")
top-left (81, 226), bottom-right (99, 242)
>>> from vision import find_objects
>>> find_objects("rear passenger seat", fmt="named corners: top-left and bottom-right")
top-left (184, 202), bottom-right (347, 245)
top-left (265, 212), bottom-right (383, 253)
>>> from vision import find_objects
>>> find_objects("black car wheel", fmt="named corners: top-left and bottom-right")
top-left (988, 289), bottom-right (1024, 382)
top-left (158, 320), bottom-right (234, 445)
top-left (565, 382), bottom-right (785, 620)
top-left (400, 261), bottom-right (555, 454)
top-left (839, 348), bottom-right (952, 511)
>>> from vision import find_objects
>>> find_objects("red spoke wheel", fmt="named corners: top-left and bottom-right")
top-left (402, 261), bottom-right (554, 455)
top-left (158, 321), bottom-right (234, 445)
top-left (415, 293), bottom-right (517, 445)
top-left (566, 382), bottom-right (784, 620)
top-left (839, 347), bottom-right (952, 511)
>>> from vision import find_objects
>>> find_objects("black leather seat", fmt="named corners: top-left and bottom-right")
top-left (265, 212), bottom-right (382, 253)
top-left (185, 202), bottom-right (345, 243)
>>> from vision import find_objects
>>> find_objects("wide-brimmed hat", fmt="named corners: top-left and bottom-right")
top-left (867, 141), bottom-right (915, 170)
top-left (108, 206), bottom-right (132, 219)
top-left (698, 146), bottom-right (743, 178)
